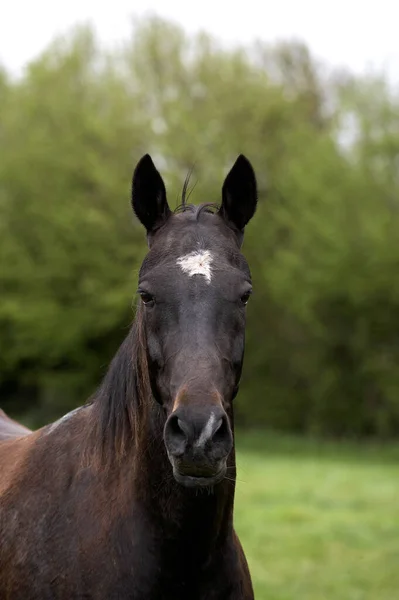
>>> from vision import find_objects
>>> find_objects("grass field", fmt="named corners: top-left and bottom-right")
top-left (234, 433), bottom-right (399, 600)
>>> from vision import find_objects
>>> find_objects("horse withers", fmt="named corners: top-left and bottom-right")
top-left (0, 409), bottom-right (31, 440)
top-left (0, 154), bottom-right (258, 599)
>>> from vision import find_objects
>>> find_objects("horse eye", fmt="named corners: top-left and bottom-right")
top-left (139, 292), bottom-right (154, 307)
top-left (240, 291), bottom-right (252, 306)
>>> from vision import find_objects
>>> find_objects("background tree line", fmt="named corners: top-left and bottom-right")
top-left (1, 17), bottom-right (399, 436)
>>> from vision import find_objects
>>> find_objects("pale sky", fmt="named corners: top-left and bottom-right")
top-left (1, 0), bottom-right (398, 82)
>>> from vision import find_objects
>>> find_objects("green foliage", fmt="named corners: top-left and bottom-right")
top-left (1, 18), bottom-right (399, 435)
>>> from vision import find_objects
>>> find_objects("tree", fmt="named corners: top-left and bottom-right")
top-left (2, 17), bottom-right (399, 436)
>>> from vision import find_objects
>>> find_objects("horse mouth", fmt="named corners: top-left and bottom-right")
top-left (172, 464), bottom-right (226, 488)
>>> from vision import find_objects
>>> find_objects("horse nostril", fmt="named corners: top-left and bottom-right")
top-left (168, 415), bottom-right (187, 440)
top-left (212, 416), bottom-right (228, 443)
top-left (164, 414), bottom-right (190, 457)
top-left (165, 409), bottom-right (232, 459)
top-left (177, 418), bottom-right (190, 437)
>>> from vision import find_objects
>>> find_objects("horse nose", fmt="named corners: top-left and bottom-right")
top-left (164, 406), bottom-right (232, 459)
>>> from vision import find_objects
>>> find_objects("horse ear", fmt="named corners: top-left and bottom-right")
top-left (219, 155), bottom-right (257, 234)
top-left (131, 154), bottom-right (171, 233)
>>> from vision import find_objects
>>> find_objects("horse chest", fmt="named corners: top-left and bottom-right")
top-left (0, 492), bottom-right (248, 599)
top-left (73, 519), bottom-right (241, 600)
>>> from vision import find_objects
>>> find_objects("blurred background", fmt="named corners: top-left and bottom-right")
top-left (1, 1), bottom-right (399, 598)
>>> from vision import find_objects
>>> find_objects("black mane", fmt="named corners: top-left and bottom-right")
top-left (180, 167), bottom-right (196, 206)
top-left (178, 168), bottom-right (220, 218)
top-left (89, 307), bottom-right (151, 463)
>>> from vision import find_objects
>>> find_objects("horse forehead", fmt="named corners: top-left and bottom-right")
top-left (143, 249), bottom-right (233, 285)
top-left (142, 215), bottom-right (246, 280)
top-left (161, 212), bottom-right (235, 252)
top-left (144, 237), bottom-right (235, 275)
top-left (176, 249), bottom-right (214, 283)
top-left (167, 244), bottom-right (238, 277)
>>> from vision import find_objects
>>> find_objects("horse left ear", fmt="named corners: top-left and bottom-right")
top-left (219, 155), bottom-right (257, 234)
top-left (131, 154), bottom-right (171, 234)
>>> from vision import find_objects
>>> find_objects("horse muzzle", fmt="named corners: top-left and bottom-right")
top-left (164, 404), bottom-right (233, 488)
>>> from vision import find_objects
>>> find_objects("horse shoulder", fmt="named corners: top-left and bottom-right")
top-left (0, 431), bottom-right (40, 495)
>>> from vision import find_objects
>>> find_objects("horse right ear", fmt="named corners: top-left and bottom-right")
top-left (219, 155), bottom-right (257, 236)
top-left (131, 154), bottom-right (171, 234)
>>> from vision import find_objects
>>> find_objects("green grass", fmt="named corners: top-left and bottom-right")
top-left (234, 432), bottom-right (399, 600)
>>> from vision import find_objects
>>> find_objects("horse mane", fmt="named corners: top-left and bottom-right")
top-left (86, 304), bottom-right (151, 465)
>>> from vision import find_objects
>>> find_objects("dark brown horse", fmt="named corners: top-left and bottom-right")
top-left (0, 154), bottom-right (257, 599)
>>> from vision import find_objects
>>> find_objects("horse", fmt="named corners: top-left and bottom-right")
top-left (0, 153), bottom-right (258, 599)
top-left (0, 409), bottom-right (31, 440)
